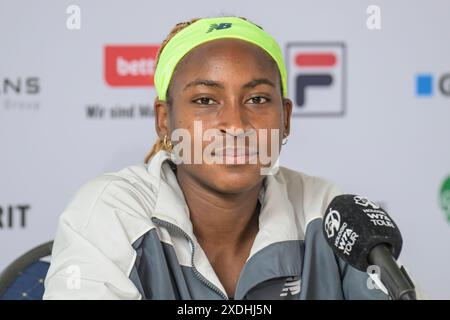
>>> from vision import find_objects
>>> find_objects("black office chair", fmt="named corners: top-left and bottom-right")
top-left (0, 241), bottom-right (53, 300)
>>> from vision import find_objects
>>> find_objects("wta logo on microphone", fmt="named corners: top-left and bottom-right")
top-left (354, 196), bottom-right (396, 228)
top-left (324, 208), bottom-right (359, 256)
top-left (286, 43), bottom-right (346, 117)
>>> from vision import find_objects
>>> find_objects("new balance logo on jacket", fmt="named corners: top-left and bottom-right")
top-left (281, 277), bottom-right (301, 297)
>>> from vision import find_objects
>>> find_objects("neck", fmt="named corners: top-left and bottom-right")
top-left (176, 169), bottom-right (262, 250)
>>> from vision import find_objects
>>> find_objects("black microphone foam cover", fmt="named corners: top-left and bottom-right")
top-left (322, 194), bottom-right (403, 271)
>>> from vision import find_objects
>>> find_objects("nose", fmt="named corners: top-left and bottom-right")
top-left (216, 98), bottom-right (252, 136)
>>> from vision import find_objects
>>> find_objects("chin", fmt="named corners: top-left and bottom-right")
top-left (207, 164), bottom-right (264, 194)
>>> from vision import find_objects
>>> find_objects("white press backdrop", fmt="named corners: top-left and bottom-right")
top-left (0, 0), bottom-right (449, 298)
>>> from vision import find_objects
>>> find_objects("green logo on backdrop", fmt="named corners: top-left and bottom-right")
top-left (439, 175), bottom-right (450, 222)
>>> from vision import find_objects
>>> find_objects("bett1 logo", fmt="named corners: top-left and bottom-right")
top-left (104, 45), bottom-right (159, 87)
top-left (416, 73), bottom-right (450, 97)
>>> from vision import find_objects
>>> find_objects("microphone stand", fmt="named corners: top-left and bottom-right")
top-left (369, 244), bottom-right (417, 300)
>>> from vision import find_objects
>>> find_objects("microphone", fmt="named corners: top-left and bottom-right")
top-left (322, 194), bottom-right (416, 300)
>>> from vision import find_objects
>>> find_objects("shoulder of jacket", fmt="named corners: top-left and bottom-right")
top-left (276, 166), bottom-right (343, 229)
top-left (277, 166), bottom-right (341, 199)
top-left (60, 163), bottom-right (158, 237)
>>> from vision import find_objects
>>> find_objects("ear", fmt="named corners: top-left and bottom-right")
top-left (154, 97), bottom-right (171, 139)
top-left (282, 98), bottom-right (293, 137)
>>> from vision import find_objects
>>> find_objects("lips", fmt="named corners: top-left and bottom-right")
top-left (211, 148), bottom-right (258, 164)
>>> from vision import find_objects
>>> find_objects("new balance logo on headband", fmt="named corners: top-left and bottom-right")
top-left (207, 22), bottom-right (232, 33)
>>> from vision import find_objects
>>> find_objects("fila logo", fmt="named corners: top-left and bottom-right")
top-left (280, 277), bottom-right (301, 297)
top-left (286, 43), bottom-right (346, 117)
top-left (207, 22), bottom-right (232, 33)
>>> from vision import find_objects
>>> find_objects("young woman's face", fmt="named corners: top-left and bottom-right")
top-left (156, 38), bottom-right (292, 194)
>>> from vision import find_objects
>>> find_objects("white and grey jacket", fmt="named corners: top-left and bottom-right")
top-left (43, 150), bottom-right (390, 300)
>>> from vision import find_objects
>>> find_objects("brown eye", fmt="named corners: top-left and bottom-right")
top-left (246, 96), bottom-right (269, 104)
top-left (193, 97), bottom-right (216, 105)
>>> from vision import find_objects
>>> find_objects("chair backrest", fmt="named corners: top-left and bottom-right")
top-left (0, 241), bottom-right (53, 300)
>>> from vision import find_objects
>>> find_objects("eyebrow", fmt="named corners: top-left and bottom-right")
top-left (183, 78), bottom-right (276, 91)
top-left (183, 79), bottom-right (224, 91)
top-left (242, 78), bottom-right (275, 90)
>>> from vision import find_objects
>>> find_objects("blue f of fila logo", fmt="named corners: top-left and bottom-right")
top-left (207, 23), bottom-right (232, 33)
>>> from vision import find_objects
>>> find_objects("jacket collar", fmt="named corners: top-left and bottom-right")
top-left (148, 150), bottom-right (300, 244)
top-left (148, 150), bottom-right (194, 236)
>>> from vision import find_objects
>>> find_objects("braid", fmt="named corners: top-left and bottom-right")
top-left (144, 18), bottom-right (201, 164)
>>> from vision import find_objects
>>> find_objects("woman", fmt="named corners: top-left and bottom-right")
top-left (44, 16), bottom-right (389, 299)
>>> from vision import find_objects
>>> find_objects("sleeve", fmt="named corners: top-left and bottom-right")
top-left (338, 257), bottom-right (427, 300)
top-left (337, 257), bottom-right (390, 300)
top-left (43, 177), bottom-right (142, 300)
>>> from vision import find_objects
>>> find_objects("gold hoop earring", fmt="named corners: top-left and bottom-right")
top-left (163, 135), bottom-right (173, 152)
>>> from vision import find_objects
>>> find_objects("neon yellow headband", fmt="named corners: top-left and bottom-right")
top-left (154, 17), bottom-right (288, 101)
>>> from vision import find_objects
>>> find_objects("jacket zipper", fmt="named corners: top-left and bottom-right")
top-left (151, 217), bottom-right (229, 300)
